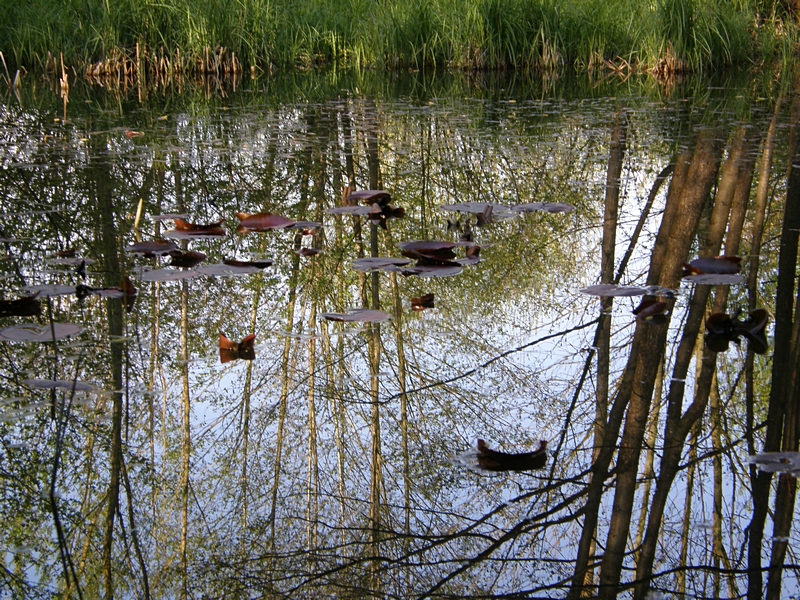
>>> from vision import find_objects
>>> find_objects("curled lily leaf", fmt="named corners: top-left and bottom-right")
top-left (219, 333), bottom-right (256, 363)
top-left (683, 256), bottom-right (742, 277)
top-left (125, 240), bottom-right (179, 257)
top-left (321, 309), bottom-right (390, 323)
top-left (411, 293), bottom-right (435, 311)
top-left (236, 212), bottom-right (295, 232)
top-left (168, 250), bottom-right (207, 269)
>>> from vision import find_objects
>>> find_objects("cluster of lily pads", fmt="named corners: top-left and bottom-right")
top-left (579, 255), bottom-right (768, 355)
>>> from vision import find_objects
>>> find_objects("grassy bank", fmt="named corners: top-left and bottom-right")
top-left (0, 0), bottom-right (797, 77)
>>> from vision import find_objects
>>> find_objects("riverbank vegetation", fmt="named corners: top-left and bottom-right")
top-left (0, 0), bottom-right (798, 80)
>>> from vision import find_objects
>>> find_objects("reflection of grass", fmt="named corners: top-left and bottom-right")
top-left (0, 0), bottom-right (796, 74)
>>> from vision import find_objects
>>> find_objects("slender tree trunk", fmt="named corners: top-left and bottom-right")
top-left (598, 128), bottom-right (723, 599)
top-left (178, 279), bottom-right (191, 600)
top-left (748, 93), bottom-right (800, 599)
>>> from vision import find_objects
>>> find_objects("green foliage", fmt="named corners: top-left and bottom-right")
top-left (0, 0), bottom-right (796, 87)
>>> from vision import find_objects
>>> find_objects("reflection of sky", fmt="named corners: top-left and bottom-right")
top-left (0, 80), bottom-right (793, 596)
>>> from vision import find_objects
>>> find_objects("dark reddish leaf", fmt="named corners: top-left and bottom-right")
top-left (219, 333), bottom-right (256, 363)
top-left (168, 250), bottom-right (207, 268)
top-left (632, 298), bottom-right (669, 322)
top-left (223, 259), bottom-right (273, 269)
top-left (411, 293), bottom-right (435, 311)
top-left (236, 212), bottom-right (295, 231)
top-left (173, 218), bottom-right (226, 232)
top-left (124, 130), bottom-right (144, 138)
top-left (704, 308), bottom-right (769, 355)
top-left (0, 293), bottom-right (41, 317)
top-left (56, 248), bottom-right (76, 258)
top-left (683, 256), bottom-right (742, 276)
top-left (298, 248), bottom-right (321, 257)
top-left (475, 439), bottom-right (548, 472)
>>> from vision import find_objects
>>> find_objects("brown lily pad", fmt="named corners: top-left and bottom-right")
top-left (125, 240), bottom-right (179, 256)
top-left (236, 212), bottom-right (295, 231)
top-left (219, 333), bottom-right (256, 363)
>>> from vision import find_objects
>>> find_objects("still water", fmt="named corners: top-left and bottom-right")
top-left (0, 69), bottom-right (797, 598)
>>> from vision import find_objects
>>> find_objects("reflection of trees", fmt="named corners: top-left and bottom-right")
top-left (0, 75), bottom-right (797, 598)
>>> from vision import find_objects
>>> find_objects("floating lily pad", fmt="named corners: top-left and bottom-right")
top-left (512, 202), bottom-right (575, 214)
top-left (748, 452), bottom-right (800, 474)
top-left (196, 263), bottom-right (262, 276)
top-left (325, 205), bottom-right (375, 216)
top-left (151, 213), bottom-right (190, 221)
top-left (292, 221), bottom-right (323, 231)
top-left (321, 309), bottom-right (390, 323)
top-left (684, 256), bottom-right (742, 275)
top-left (0, 323), bottom-right (83, 342)
top-left (140, 269), bottom-right (200, 282)
top-left (346, 190), bottom-right (391, 203)
top-left (23, 378), bottom-right (99, 392)
top-left (22, 284), bottom-right (77, 297)
top-left (125, 240), bottom-right (179, 255)
top-left (351, 257), bottom-right (413, 272)
top-left (164, 229), bottom-right (226, 240)
top-left (580, 284), bottom-right (647, 297)
top-left (236, 212), bottom-right (295, 231)
top-left (440, 202), bottom-right (513, 215)
top-left (683, 273), bottom-right (744, 285)
top-left (401, 264), bottom-right (463, 278)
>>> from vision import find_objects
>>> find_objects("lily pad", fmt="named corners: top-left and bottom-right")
top-left (512, 202), bottom-right (575, 214)
top-left (351, 257), bottom-right (413, 272)
top-left (140, 269), bottom-right (200, 282)
top-left (683, 274), bottom-right (744, 285)
top-left (125, 240), bottom-right (179, 255)
top-left (196, 263), bottom-right (262, 276)
top-left (321, 309), bottom-right (390, 323)
top-left (236, 212), bottom-right (295, 231)
top-left (22, 284), bottom-right (77, 297)
top-left (325, 205), bottom-right (376, 216)
top-left (0, 323), bottom-right (83, 342)
top-left (748, 452), bottom-right (800, 474)
top-left (401, 264), bottom-right (464, 278)
top-left (580, 284), bottom-right (647, 297)
top-left (23, 378), bottom-right (99, 392)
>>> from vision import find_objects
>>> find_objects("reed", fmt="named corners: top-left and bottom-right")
top-left (0, 0), bottom-right (795, 77)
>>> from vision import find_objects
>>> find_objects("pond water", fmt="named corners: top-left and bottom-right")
top-left (0, 69), bottom-right (798, 599)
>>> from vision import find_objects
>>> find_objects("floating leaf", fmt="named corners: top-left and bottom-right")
top-left (580, 284), bottom-right (647, 297)
top-left (321, 309), bottom-right (390, 323)
top-left (398, 240), bottom-right (458, 262)
top-left (440, 202), bottom-right (513, 216)
top-left (140, 269), bottom-right (200, 282)
top-left (223, 259), bottom-right (273, 269)
top-left (632, 298), bottom-right (669, 323)
top-left (452, 440), bottom-right (548, 473)
top-left (21, 284), bottom-right (77, 298)
top-left (705, 308), bottom-right (769, 355)
top-left (351, 257), bottom-right (413, 272)
top-left (23, 378), bottom-right (98, 392)
top-left (124, 130), bottom-right (144, 138)
top-left (455, 245), bottom-right (481, 266)
top-left (47, 257), bottom-right (95, 267)
top-left (683, 256), bottom-right (742, 276)
top-left (748, 452), bottom-right (800, 474)
top-left (401, 264), bottom-right (463, 278)
top-left (219, 333), bottom-right (256, 363)
top-left (168, 250), bottom-right (207, 269)
top-left (196, 263), bottom-right (261, 276)
top-left (125, 240), bottom-right (179, 256)
top-left (683, 273), bottom-right (744, 285)
top-left (297, 248), bottom-right (321, 257)
top-left (292, 221), bottom-right (323, 233)
top-left (325, 205), bottom-right (375, 216)
top-left (0, 293), bottom-right (41, 317)
top-left (512, 202), bottom-right (575, 214)
top-left (346, 189), bottom-right (391, 203)
top-left (411, 293), bottom-right (435, 311)
top-left (0, 323), bottom-right (83, 342)
top-left (236, 212), bottom-right (295, 231)
top-left (172, 218), bottom-right (226, 232)
top-left (151, 213), bottom-right (190, 221)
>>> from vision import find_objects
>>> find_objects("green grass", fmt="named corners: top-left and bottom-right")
top-left (0, 0), bottom-right (796, 74)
